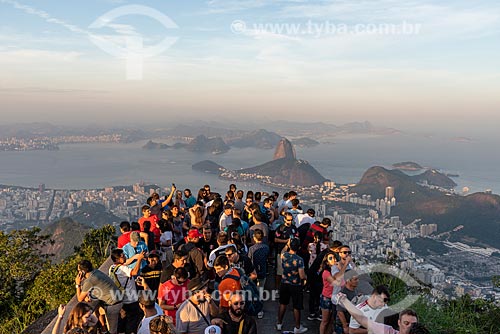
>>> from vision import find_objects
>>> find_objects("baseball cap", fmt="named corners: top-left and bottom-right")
top-left (187, 229), bottom-right (203, 239)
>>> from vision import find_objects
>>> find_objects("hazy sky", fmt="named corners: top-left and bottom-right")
top-left (1, 0), bottom-right (499, 131)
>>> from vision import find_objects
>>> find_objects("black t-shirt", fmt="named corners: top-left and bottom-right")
top-left (217, 312), bottom-right (257, 334)
top-left (140, 263), bottom-right (162, 293)
top-left (232, 254), bottom-right (255, 277)
top-left (199, 237), bottom-right (218, 256)
top-left (275, 224), bottom-right (299, 252)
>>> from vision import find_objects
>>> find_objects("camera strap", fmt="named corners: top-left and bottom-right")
top-left (188, 299), bottom-right (210, 326)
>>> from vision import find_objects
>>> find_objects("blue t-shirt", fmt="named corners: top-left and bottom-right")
top-left (123, 241), bottom-right (148, 270)
top-left (281, 252), bottom-right (304, 285)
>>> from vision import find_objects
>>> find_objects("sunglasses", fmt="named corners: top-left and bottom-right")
top-left (341, 251), bottom-right (352, 255)
top-left (225, 252), bottom-right (235, 256)
top-left (327, 255), bottom-right (336, 261)
top-left (232, 301), bottom-right (245, 306)
top-left (378, 296), bottom-right (390, 303)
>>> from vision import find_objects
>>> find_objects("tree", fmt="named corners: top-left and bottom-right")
top-left (0, 225), bottom-right (116, 333)
top-left (0, 228), bottom-right (52, 310)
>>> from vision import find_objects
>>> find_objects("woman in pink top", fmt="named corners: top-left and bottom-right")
top-left (319, 251), bottom-right (340, 334)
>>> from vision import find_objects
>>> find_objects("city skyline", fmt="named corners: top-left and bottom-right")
top-left (1, 0), bottom-right (499, 132)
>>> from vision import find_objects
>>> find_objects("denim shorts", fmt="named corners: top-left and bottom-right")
top-left (320, 295), bottom-right (333, 310)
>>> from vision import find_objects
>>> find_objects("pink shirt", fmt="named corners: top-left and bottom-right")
top-left (322, 269), bottom-right (334, 297)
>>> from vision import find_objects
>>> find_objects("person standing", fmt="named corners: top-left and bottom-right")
top-left (176, 277), bottom-right (219, 334)
top-left (158, 267), bottom-right (190, 325)
top-left (75, 260), bottom-right (122, 334)
top-left (109, 248), bottom-right (145, 334)
top-left (276, 238), bottom-right (308, 334)
top-left (274, 212), bottom-right (300, 292)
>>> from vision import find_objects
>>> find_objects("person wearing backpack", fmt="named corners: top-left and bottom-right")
top-left (214, 255), bottom-right (263, 317)
top-left (213, 255), bottom-right (241, 313)
top-left (109, 248), bottom-right (146, 334)
top-left (211, 292), bottom-right (257, 334)
top-left (75, 259), bottom-right (123, 334)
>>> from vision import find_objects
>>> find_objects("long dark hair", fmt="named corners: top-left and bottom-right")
top-left (320, 251), bottom-right (336, 273)
top-left (314, 231), bottom-right (323, 256)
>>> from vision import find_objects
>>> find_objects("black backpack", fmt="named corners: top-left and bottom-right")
top-left (224, 268), bottom-right (264, 316)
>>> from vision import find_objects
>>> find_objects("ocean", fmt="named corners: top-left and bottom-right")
top-left (0, 133), bottom-right (498, 195)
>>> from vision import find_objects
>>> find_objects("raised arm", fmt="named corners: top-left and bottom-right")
top-left (51, 304), bottom-right (65, 334)
top-left (161, 185), bottom-right (177, 208)
top-left (338, 293), bottom-right (368, 328)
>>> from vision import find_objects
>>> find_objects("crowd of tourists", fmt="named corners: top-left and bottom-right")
top-left (52, 183), bottom-right (429, 334)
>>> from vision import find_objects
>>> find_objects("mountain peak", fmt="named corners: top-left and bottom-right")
top-left (273, 138), bottom-right (296, 160)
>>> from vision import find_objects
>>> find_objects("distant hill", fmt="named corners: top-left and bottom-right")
top-left (411, 169), bottom-right (457, 189)
top-left (41, 202), bottom-right (121, 262)
top-left (353, 166), bottom-right (500, 248)
top-left (238, 138), bottom-right (326, 187)
top-left (352, 166), bottom-right (441, 202)
top-left (69, 202), bottom-right (122, 228)
top-left (192, 138), bottom-right (326, 187)
top-left (239, 158), bottom-right (326, 187)
top-left (392, 161), bottom-right (423, 171)
top-left (192, 160), bottom-right (226, 174)
top-left (142, 140), bottom-right (170, 149)
top-left (291, 137), bottom-right (320, 147)
top-left (184, 135), bottom-right (230, 154)
top-left (42, 218), bottom-right (91, 262)
top-left (227, 129), bottom-right (282, 149)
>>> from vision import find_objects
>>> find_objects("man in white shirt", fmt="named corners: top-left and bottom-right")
top-left (348, 285), bottom-right (390, 334)
top-left (110, 248), bottom-right (145, 334)
top-left (337, 292), bottom-right (426, 334)
top-left (176, 277), bottom-right (219, 334)
top-left (137, 290), bottom-right (163, 334)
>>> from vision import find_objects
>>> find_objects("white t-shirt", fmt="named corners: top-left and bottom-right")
top-left (349, 300), bottom-right (387, 329)
top-left (109, 264), bottom-right (137, 304)
top-left (207, 244), bottom-right (234, 268)
top-left (160, 231), bottom-right (173, 245)
top-left (176, 299), bottom-right (211, 334)
top-left (137, 309), bottom-right (163, 334)
top-left (219, 213), bottom-right (232, 231)
top-left (296, 213), bottom-right (315, 228)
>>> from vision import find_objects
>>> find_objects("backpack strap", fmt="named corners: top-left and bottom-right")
top-left (110, 264), bottom-right (130, 290)
top-left (188, 299), bottom-right (210, 326)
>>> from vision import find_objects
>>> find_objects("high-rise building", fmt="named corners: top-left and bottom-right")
top-left (385, 186), bottom-right (395, 200)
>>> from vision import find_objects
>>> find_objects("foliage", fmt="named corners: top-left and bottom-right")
top-left (0, 228), bottom-right (52, 313)
top-left (371, 270), bottom-right (500, 334)
top-left (0, 224), bottom-right (116, 333)
top-left (493, 275), bottom-right (500, 288)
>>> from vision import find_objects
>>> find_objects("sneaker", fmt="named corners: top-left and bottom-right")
top-left (258, 311), bottom-right (264, 319)
top-left (294, 325), bottom-right (308, 334)
top-left (307, 313), bottom-right (317, 321)
top-left (276, 323), bottom-right (282, 331)
top-left (315, 314), bottom-right (323, 321)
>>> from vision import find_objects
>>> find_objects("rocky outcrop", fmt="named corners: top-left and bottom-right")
top-left (273, 138), bottom-right (296, 160)
top-left (185, 135), bottom-right (230, 154)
